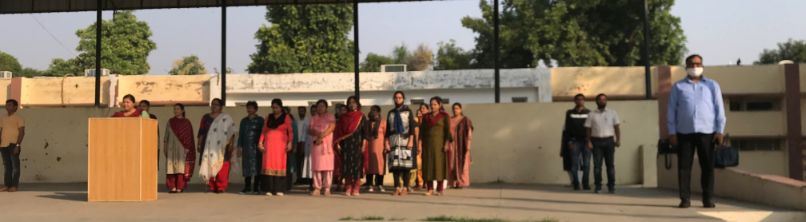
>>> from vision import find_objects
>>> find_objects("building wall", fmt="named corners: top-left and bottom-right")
top-left (0, 79), bottom-right (10, 102)
top-left (551, 66), bottom-right (655, 100)
top-left (116, 75), bottom-right (211, 106)
top-left (15, 101), bottom-right (657, 185)
top-left (218, 69), bottom-right (552, 106)
top-left (20, 77), bottom-right (110, 106)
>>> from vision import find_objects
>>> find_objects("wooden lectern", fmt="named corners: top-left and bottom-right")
top-left (88, 118), bottom-right (158, 202)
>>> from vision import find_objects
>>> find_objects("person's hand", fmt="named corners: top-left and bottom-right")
top-left (615, 140), bottom-right (621, 148)
top-left (258, 143), bottom-right (265, 152)
top-left (237, 147), bottom-right (242, 158)
top-left (13, 145), bottom-right (20, 155)
top-left (714, 133), bottom-right (724, 145)
top-left (586, 141), bottom-right (593, 150)
top-left (287, 143), bottom-right (293, 152)
top-left (567, 142), bottom-right (574, 149)
top-left (335, 144), bottom-right (341, 152)
top-left (669, 135), bottom-right (678, 146)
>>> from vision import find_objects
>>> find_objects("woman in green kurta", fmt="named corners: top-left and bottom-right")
top-left (420, 96), bottom-right (453, 196)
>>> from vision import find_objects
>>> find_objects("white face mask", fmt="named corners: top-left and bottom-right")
top-left (686, 67), bottom-right (704, 77)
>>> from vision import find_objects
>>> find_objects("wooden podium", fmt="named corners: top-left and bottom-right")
top-left (88, 118), bottom-right (158, 202)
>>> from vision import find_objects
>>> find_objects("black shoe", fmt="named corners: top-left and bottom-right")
top-left (608, 189), bottom-right (615, 194)
top-left (703, 202), bottom-right (716, 208)
top-left (678, 201), bottom-right (691, 208)
top-left (594, 189), bottom-right (601, 194)
top-left (573, 184), bottom-right (580, 190)
top-left (582, 185), bottom-right (591, 190)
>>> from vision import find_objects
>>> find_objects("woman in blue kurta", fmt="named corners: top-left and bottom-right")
top-left (238, 101), bottom-right (264, 194)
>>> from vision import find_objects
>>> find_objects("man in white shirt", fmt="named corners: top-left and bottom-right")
top-left (585, 94), bottom-right (621, 194)
top-left (296, 106), bottom-right (312, 185)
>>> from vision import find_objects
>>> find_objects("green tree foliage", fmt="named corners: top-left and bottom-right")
top-left (0, 51), bottom-right (22, 73)
top-left (47, 58), bottom-right (81, 76)
top-left (360, 53), bottom-right (394, 72)
top-left (757, 39), bottom-right (806, 64)
top-left (435, 40), bottom-right (473, 70)
top-left (248, 5), bottom-right (354, 74)
top-left (462, 0), bottom-right (686, 67)
top-left (46, 11), bottom-right (156, 75)
top-left (170, 55), bottom-right (208, 75)
top-left (361, 43), bottom-right (434, 72)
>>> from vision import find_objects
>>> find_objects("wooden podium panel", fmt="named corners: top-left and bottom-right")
top-left (88, 118), bottom-right (158, 202)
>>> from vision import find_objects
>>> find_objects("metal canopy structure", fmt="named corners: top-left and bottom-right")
top-left (1, 0), bottom-right (503, 107)
top-left (0, 0), bottom-right (439, 14)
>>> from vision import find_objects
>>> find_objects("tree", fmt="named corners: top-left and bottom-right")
top-left (360, 53), bottom-right (393, 72)
top-left (362, 43), bottom-right (434, 72)
top-left (0, 51), bottom-right (22, 73)
top-left (17, 68), bottom-right (46, 77)
top-left (392, 44), bottom-right (410, 64)
top-left (757, 39), bottom-right (806, 64)
top-left (63, 11), bottom-right (156, 75)
top-left (408, 44), bottom-right (434, 71)
top-left (435, 40), bottom-right (473, 70)
top-left (170, 55), bottom-right (207, 75)
top-left (248, 5), bottom-right (354, 74)
top-left (462, 0), bottom-right (686, 67)
top-left (47, 58), bottom-right (81, 76)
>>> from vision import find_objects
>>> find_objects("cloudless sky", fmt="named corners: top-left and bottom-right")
top-left (1, 0), bottom-right (805, 74)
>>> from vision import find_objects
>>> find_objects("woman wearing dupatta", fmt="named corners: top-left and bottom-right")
top-left (334, 96), bottom-right (368, 196)
top-left (111, 94), bottom-right (146, 117)
top-left (259, 99), bottom-right (294, 196)
top-left (309, 99), bottom-right (336, 196)
top-left (237, 101), bottom-right (264, 194)
top-left (164, 103), bottom-right (196, 193)
top-left (385, 91), bottom-right (417, 196)
top-left (365, 105), bottom-right (386, 193)
top-left (198, 98), bottom-right (237, 193)
top-left (448, 103), bottom-right (473, 188)
top-left (420, 96), bottom-right (453, 196)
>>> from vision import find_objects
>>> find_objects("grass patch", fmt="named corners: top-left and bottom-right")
top-left (339, 216), bottom-right (386, 221)
top-left (423, 216), bottom-right (507, 222)
top-left (422, 216), bottom-right (559, 222)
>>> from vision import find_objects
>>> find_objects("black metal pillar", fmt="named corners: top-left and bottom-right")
top-left (221, 0), bottom-right (227, 104)
top-left (94, 0), bottom-right (102, 107)
top-left (353, 0), bottom-right (360, 98)
top-left (642, 0), bottom-right (652, 99)
top-left (493, 0), bottom-right (500, 103)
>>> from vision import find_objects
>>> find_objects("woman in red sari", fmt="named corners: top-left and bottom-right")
top-left (259, 98), bottom-right (294, 196)
top-left (111, 94), bottom-right (145, 117)
top-left (163, 103), bottom-right (196, 193)
top-left (448, 103), bottom-right (473, 188)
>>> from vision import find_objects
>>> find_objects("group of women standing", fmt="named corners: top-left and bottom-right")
top-left (111, 91), bottom-right (473, 197)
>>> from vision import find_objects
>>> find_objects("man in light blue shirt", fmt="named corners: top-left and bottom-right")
top-left (667, 54), bottom-right (726, 209)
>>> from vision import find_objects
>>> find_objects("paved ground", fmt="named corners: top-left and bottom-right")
top-left (1, 183), bottom-right (803, 222)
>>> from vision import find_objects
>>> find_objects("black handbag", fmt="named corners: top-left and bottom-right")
top-left (657, 139), bottom-right (677, 170)
top-left (715, 135), bottom-right (739, 168)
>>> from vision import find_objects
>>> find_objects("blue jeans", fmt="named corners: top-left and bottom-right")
top-left (1, 144), bottom-right (20, 187)
top-left (592, 138), bottom-right (616, 190)
top-left (569, 140), bottom-right (591, 187)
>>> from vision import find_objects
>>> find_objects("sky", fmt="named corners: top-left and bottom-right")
top-left (1, 0), bottom-right (805, 74)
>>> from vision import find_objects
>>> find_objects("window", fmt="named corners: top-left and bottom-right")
top-left (512, 97), bottom-right (528, 103)
top-left (728, 97), bottom-right (781, 111)
top-left (730, 138), bottom-right (782, 151)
